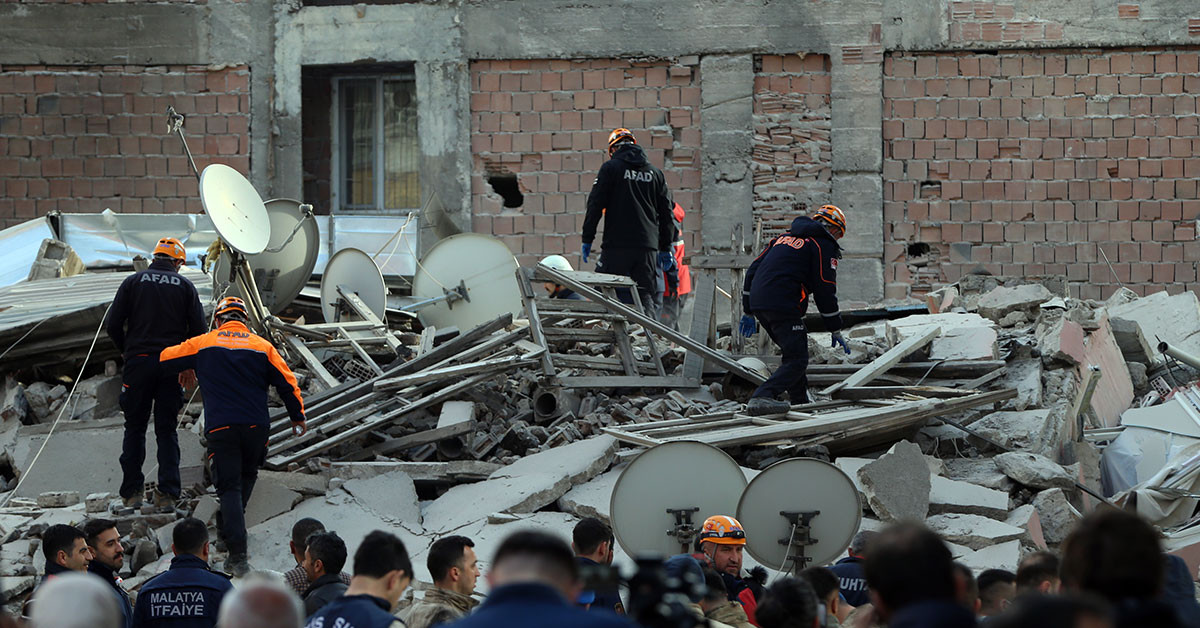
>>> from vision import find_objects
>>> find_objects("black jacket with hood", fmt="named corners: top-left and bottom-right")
top-left (742, 216), bottom-right (844, 331)
top-left (582, 143), bottom-right (674, 251)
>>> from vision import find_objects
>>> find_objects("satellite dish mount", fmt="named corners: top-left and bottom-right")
top-left (778, 509), bottom-right (821, 573)
top-left (666, 507), bottom-right (701, 554)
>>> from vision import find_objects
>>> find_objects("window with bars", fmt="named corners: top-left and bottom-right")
top-left (332, 74), bottom-right (420, 213)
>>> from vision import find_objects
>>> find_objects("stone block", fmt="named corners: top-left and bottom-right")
top-left (36, 491), bottom-right (80, 508)
top-left (994, 452), bottom-right (1075, 490)
top-left (85, 492), bottom-right (113, 514)
top-left (977, 284), bottom-right (1054, 323)
top-left (928, 475), bottom-right (1008, 518)
top-left (857, 441), bottom-right (930, 522)
top-left (1032, 488), bottom-right (1081, 545)
top-left (926, 513), bottom-right (1023, 550)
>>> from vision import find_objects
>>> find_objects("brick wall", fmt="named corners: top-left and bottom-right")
top-left (752, 53), bottom-right (832, 239)
top-left (0, 64), bottom-right (250, 228)
top-left (883, 48), bottom-right (1200, 300)
top-left (469, 58), bottom-right (702, 268)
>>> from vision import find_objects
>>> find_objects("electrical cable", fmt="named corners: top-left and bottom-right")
top-left (0, 317), bottom-right (50, 363)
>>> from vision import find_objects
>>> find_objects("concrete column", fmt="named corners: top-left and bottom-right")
top-left (415, 59), bottom-right (473, 258)
top-left (699, 54), bottom-right (755, 252)
top-left (830, 57), bottom-right (885, 303)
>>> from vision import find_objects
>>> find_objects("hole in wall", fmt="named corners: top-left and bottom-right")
top-left (487, 173), bottom-right (524, 208)
top-left (907, 242), bottom-right (932, 258)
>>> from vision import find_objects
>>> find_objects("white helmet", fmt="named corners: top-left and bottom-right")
top-left (539, 254), bottom-right (574, 272)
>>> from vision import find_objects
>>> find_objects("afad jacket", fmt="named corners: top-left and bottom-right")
top-left (742, 216), bottom-right (844, 332)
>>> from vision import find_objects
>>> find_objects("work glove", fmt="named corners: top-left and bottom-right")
top-left (582, 243), bottom-right (592, 264)
top-left (831, 332), bottom-right (851, 355)
top-left (738, 315), bottom-right (757, 338)
top-left (657, 251), bottom-right (675, 272)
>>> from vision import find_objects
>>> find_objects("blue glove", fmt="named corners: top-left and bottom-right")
top-left (831, 332), bottom-right (850, 355)
top-left (738, 315), bottom-right (757, 338)
top-left (581, 243), bottom-right (592, 264)
top-left (657, 251), bottom-right (675, 272)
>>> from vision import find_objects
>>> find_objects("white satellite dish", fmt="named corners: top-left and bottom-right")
top-left (410, 233), bottom-right (522, 331)
top-left (610, 442), bottom-right (747, 556)
top-left (737, 458), bottom-right (861, 572)
top-left (320, 247), bottom-right (387, 323)
top-left (198, 163), bottom-right (270, 255)
top-left (211, 199), bottom-right (319, 315)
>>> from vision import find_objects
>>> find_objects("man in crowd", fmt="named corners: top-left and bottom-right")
top-left (132, 517), bottom-right (232, 628)
top-left (954, 563), bottom-right (980, 614)
top-left (582, 127), bottom-right (676, 315)
top-left (106, 236), bottom-right (205, 509)
top-left (694, 515), bottom-right (760, 625)
top-left (283, 518), bottom-right (350, 596)
top-left (801, 567), bottom-right (847, 627)
top-left (42, 524), bottom-right (93, 581)
top-left (83, 518), bottom-right (132, 628)
top-left (159, 296), bottom-right (307, 576)
top-left (572, 517), bottom-right (623, 615)
top-left (302, 531), bottom-right (349, 618)
top-left (1014, 551), bottom-right (1060, 596)
top-left (861, 522), bottom-right (976, 628)
top-left (829, 530), bottom-right (875, 608)
top-left (30, 572), bottom-right (122, 628)
top-left (306, 530), bottom-right (411, 628)
top-left (450, 530), bottom-right (634, 628)
top-left (976, 569), bottom-right (1016, 620)
top-left (700, 568), bottom-right (752, 628)
top-left (215, 577), bottom-right (304, 628)
top-left (756, 577), bottom-right (820, 628)
top-left (405, 535), bottom-right (480, 628)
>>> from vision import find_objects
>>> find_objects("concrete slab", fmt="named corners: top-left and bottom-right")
top-left (421, 473), bottom-right (570, 534)
top-left (888, 313), bottom-right (998, 362)
top-left (437, 401), bottom-right (476, 429)
top-left (1108, 290), bottom-right (1200, 364)
top-left (244, 475), bottom-right (303, 529)
top-left (257, 470), bottom-right (328, 496)
top-left (969, 410), bottom-right (1052, 453)
top-left (977, 284), bottom-right (1054, 323)
top-left (343, 470), bottom-right (423, 535)
top-left (556, 466), bottom-right (623, 524)
top-left (488, 435), bottom-right (618, 484)
top-left (926, 514), bottom-right (1023, 550)
top-left (1032, 488), bottom-right (1080, 545)
top-left (10, 423), bottom-right (204, 497)
top-left (1005, 504), bottom-right (1047, 550)
top-left (1003, 358), bottom-right (1043, 411)
top-left (995, 452), bottom-right (1075, 490)
top-left (0, 575), bottom-right (35, 605)
top-left (857, 441), bottom-right (929, 522)
top-left (956, 540), bottom-right (1021, 573)
top-left (192, 495), bottom-right (220, 526)
top-left (928, 475), bottom-right (1008, 518)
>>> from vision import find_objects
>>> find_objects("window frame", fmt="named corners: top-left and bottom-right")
top-left (330, 73), bottom-right (420, 215)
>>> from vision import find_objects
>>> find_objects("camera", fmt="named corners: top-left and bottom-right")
top-left (580, 555), bottom-right (704, 628)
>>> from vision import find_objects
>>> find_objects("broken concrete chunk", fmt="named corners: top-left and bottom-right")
top-left (977, 284), bottom-right (1054, 323)
top-left (342, 470), bottom-right (423, 534)
top-left (955, 539), bottom-right (1021, 573)
top-left (192, 495), bottom-right (220, 526)
top-left (257, 470), bottom-right (328, 496)
top-left (1032, 488), bottom-right (1081, 545)
top-left (942, 458), bottom-right (1013, 492)
top-left (437, 401), bottom-right (476, 429)
top-left (857, 441), bottom-right (930, 522)
top-left (1036, 317), bottom-right (1085, 368)
top-left (1005, 504), bottom-right (1048, 550)
top-left (969, 409), bottom-right (1052, 453)
top-left (556, 467), bottom-right (622, 524)
top-left (1108, 290), bottom-right (1200, 364)
top-left (422, 474), bottom-right (571, 534)
top-left (928, 475), bottom-right (1008, 518)
top-left (887, 313), bottom-right (998, 362)
top-left (994, 452), bottom-right (1075, 490)
top-left (244, 476), bottom-right (304, 529)
top-left (926, 513), bottom-right (1023, 550)
top-left (489, 435), bottom-right (617, 485)
top-left (1002, 359), bottom-right (1043, 411)
top-left (36, 491), bottom-right (80, 508)
top-left (85, 492), bottom-right (113, 514)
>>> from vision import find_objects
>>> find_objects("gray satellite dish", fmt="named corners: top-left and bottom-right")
top-left (737, 458), bottom-right (861, 573)
top-left (211, 199), bottom-right (318, 315)
top-left (610, 442), bottom-right (747, 556)
top-left (198, 163), bottom-right (270, 255)
top-left (410, 233), bottom-right (522, 331)
top-left (320, 247), bottom-right (387, 323)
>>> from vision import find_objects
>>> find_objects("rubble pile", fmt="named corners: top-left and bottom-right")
top-left (4, 251), bottom-right (1200, 612)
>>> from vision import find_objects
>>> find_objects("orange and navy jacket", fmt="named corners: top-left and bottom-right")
top-left (159, 320), bottom-right (304, 429)
top-left (742, 216), bottom-right (843, 332)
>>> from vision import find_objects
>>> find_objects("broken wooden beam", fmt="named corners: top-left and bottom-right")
top-left (820, 326), bottom-right (940, 396)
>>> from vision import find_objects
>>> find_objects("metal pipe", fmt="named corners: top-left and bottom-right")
top-left (1159, 341), bottom-right (1200, 371)
top-left (533, 386), bottom-right (581, 422)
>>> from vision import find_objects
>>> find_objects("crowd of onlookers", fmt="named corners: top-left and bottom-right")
top-left (3, 506), bottom-right (1200, 628)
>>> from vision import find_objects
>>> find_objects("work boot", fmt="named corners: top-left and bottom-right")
top-left (225, 554), bottom-right (250, 578)
top-left (122, 494), bottom-right (143, 508)
top-left (746, 397), bottom-right (792, 416)
top-left (153, 490), bottom-right (176, 511)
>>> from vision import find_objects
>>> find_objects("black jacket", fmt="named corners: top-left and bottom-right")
top-left (106, 258), bottom-right (206, 360)
top-left (583, 144), bottom-right (674, 251)
top-left (829, 556), bottom-right (868, 607)
top-left (889, 600), bottom-right (977, 628)
top-left (742, 216), bottom-right (843, 331)
top-left (304, 573), bottom-right (350, 618)
top-left (89, 560), bottom-right (133, 628)
top-left (132, 554), bottom-right (233, 628)
top-left (307, 593), bottom-right (402, 628)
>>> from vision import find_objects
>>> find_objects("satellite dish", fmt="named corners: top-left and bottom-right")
top-left (411, 233), bottom-right (522, 331)
top-left (737, 458), bottom-right (861, 571)
top-left (199, 163), bottom-right (271, 255)
top-left (610, 442), bottom-right (747, 556)
top-left (320, 248), bottom-right (387, 323)
top-left (211, 199), bottom-right (319, 315)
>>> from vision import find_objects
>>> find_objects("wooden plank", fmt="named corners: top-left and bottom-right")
top-left (549, 353), bottom-right (660, 374)
top-left (517, 268), bottom-right (557, 377)
top-left (392, 313), bottom-right (513, 376)
top-left (820, 326), bottom-right (941, 396)
top-left (339, 288), bottom-right (404, 353)
top-left (557, 375), bottom-right (699, 389)
top-left (833, 386), bottom-right (976, 401)
top-left (688, 254), bottom-right (755, 269)
top-left (373, 354), bottom-right (539, 392)
top-left (532, 267), bottom-right (636, 288)
top-left (603, 285), bottom-right (639, 376)
top-left (542, 327), bottom-right (614, 342)
top-left (959, 367), bottom-right (1007, 390)
top-left (343, 421), bottom-right (476, 461)
top-left (682, 271), bottom-right (717, 382)
top-left (284, 335), bottom-right (341, 389)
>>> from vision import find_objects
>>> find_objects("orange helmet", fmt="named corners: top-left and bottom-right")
top-left (812, 204), bottom-right (846, 239)
top-left (607, 128), bottom-right (636, 155)
top-left (153, 237), bottom-right (186, 262)
top-left (215, 296), bottom-right (248, 319)
top-left (698, 515), bottom-right (746, 546)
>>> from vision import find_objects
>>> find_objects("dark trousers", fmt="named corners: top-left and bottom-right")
top-left (119, 355), bottom-right (183, 499)
top-left (752, 312), bottom-right (811, 403)
top-left (208, 424), bottom-right (268, 556)
top-left (597, 246), bottom-right (657, 316)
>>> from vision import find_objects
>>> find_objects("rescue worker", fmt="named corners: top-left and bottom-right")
top-left (829, 530), bottom-right (875, 608)
top-left (539, 255), bottom-right (584, 300)
top-left (660, 202), bottom-right (692, 330)
top-left (132, 517), bottom-right (232, 628)
top-left (159, 296), bottom-right (307, 577)
top-left (694, 515), bottom-right (760, 626)
top-left (306, 530), bottom-right (412, 628)
top-left (83, 518), bottom-right (133, 628)
top-left (404, 535), bottom-right (480, 628)
top-left (106, 237), bottom-right (206, 509)
top-left (739, 205), bottom-right (850, 416)
top-left (582, 128), bottom-right (676, 315)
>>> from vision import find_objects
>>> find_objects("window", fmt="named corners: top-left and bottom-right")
top-left (332, 74), bottom-right (420, 213)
